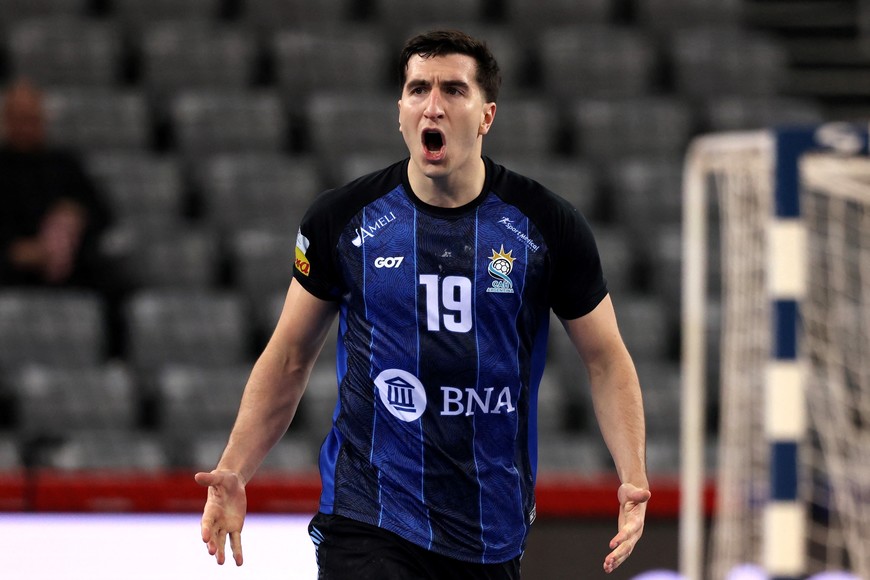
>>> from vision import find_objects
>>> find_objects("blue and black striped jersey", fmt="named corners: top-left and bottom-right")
top-left (293, 157), bottom-right (607, 564)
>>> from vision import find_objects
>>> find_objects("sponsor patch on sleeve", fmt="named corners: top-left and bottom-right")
top-left (294, 230), bottom-right (311, 276)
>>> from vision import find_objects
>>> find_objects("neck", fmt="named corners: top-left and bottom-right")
top-left (407, 156), bottom-right (486, 208)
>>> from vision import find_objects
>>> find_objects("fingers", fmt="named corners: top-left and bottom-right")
top-left (229, 531), bottom-right (244, 566)
top-left (603, 540), bottom-right (634, 574)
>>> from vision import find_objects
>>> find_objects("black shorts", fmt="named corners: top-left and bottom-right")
top-left (308, 512), bottom-right (522, 580)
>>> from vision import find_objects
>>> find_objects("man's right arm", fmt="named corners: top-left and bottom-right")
top-left (214, 278), bottom-right (339, 484)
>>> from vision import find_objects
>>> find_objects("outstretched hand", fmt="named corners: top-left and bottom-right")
top-left (604, 483), bottom-right (651, 574)
top-left (195, 470), bottom-right (248, 566)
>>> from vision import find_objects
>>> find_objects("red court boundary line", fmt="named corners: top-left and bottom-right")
top-left (0, 470), bottom-right (715, 518)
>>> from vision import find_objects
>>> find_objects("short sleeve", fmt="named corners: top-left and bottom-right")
top-left (547, 204), bottom-right (608, 320)
top-left (292, 195), bottom-right (345, 301)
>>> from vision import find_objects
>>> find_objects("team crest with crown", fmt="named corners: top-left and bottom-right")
top-left (487, 245), bottom-right (516, 294)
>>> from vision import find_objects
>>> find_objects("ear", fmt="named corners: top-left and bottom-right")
top-left (479, 102), bottom-right (496, 136)
top-left (397, 99), bottom-right (402, 132)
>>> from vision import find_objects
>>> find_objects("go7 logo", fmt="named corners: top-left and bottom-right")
top-left (374, 256), bottom-right (404, 268)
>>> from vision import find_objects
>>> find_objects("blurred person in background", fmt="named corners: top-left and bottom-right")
top-left (196, 30), bottom-right (649, 579)
top-left (0, 79), bottom-right (110, 287)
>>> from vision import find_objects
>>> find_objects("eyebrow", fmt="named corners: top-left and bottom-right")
top-left (405, 79), bottom-right (471, 92)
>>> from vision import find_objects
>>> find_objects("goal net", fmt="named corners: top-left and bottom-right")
top-left (679, 126), bottom-right (870, 580)
top-left (800, 153), bottom-right (870, 578)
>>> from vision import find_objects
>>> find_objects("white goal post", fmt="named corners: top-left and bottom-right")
top-left (679, 124), bottom-right (870, 580)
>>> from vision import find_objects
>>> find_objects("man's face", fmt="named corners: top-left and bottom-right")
top-left (398, 53), bottom-right (495, 180)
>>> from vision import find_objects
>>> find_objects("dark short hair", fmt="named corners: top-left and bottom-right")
top-left (399, 30), bottom-right (501, 103)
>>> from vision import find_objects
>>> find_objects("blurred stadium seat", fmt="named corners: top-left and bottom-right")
top-left (635, 0), bottom-right (742, 32)
top-left (13, 363), bottom-right (138, 437)
top-left (123, 289), bottom-right (252, 371)
top-left (669, 27), bottom-right (789, 97)
top-left (113, 0), bottom-right (223, 29)
top-left (139, 21), bottom-right (257, 104)
top-left (154, 364), bottom-right (248, 436)
top-left (170, 90), bottom-right (287, 160)
top-left (0, 0), bottom-right (87, 30)
top-left (35, 429), bottom-right (170, 470)
top-left (44, 88), bottom-right (151, 151)
top-left (272, 27), bottom-right (392, 101)
top-left (240, 0), bottom-right (356, 32)
top-left (86, 151), bottom-right (185, 226)
top-left (228, 228), bottom-right (296, 306)
top-left (504, 0), bottom-right (614, 34)
top-left (102, 224), bottom-right (221, 289)
top-left (0, 290), bottom-right (106, 370)
top-left (571, 96), bottom-right (695, 161)
top-left (702, 95), bottom-right (825, 132)
top-left (482, 97), bottom-right (560, 158)
top-left (538, 25), bottom-right (659, 100)
top-left (196, 152), bottom-right (321, 234)
top-left (305, 91), bottom-right (407, 170)
top-left (6, 17), bottom-right (122, 87)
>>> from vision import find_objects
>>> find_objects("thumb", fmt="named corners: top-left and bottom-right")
top-left (625, 486), bottom-right (651, 504)
top-left (195, 471), bottom-right (221, 487)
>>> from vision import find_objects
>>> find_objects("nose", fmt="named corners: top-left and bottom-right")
top-left (423, 89), bottom-right (444, 119)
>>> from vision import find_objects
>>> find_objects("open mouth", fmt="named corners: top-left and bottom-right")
top-left (422, 129), bottom-right (445, 157)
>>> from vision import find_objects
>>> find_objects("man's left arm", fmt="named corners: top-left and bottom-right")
top-left (561, 294), bottom-right (651, 574)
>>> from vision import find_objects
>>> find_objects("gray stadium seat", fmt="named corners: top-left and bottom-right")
top-left (0, 436), bottom-right (22, 471)
top-left (703, 96), bottom-right (825, 132)
top-left (482, 97), bottom-right (559, 158)
top-left (229, 228), bottom-right (296, 307)
top-left (670, 27), bottom-right (789, 97)
top-left (124, 289), bottom-right (252, 371)
top-left (635, 0), bottom-right (742, 32)
top-left (170, 90), bottom-right (287, 160)
top-left (614, 293), bottom-right (675, 364)
top-left (272, 28), bottom-right (393, 101)
top-left (592, 226), bottom-right (637, 296)
top-left (335, 153), bottom-right (402, 188)
top-left (539, 25), bottom-right (659, 100)
top-left (13, 363), bottom-right (137, 437)
top-left (36, 429), bottom-right (169, 470)
top-left (44, 89), bottom-right (151, 152)
top-left (634, 360), bottom-right (681, 437)
top-left (645, 436), bottom-right (681, 475)
top-left (86, 152), bottom-right (185, 227)
top-left (647, 223), bottom-right (683, 315)
top-left (102, 224), bottom-right (221, 289)
top-left (505, 0), bottom-right (614, 33)
top-left (371, 0), bottom-right (484, 41)
top-left (536, 433), bottom-right (609, 473)
top-left (607, 155), bottom-right (684, 239)
top-left (571, 97), bottom-right (695, 161)
top-left (113, 0), bottom-right (222, 29)
top-left (0, 290), bottom-right (106, 370)
top-left (155, 364), bottom-right (248, 436)
top-left (197, 153), bottom-right (321, 233)
top-left (140, 21), bottom-right (256, 102)
top-left (7, 17), bottom-right (122, 87)
top-left (306, 91), bottom-right (407, 170)
top-left (241, 0), bottom-right (354, 33)
top-left (190, 431), bottom-right (316, 473)
top-left (0, 0), bottom-right (87, 30)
